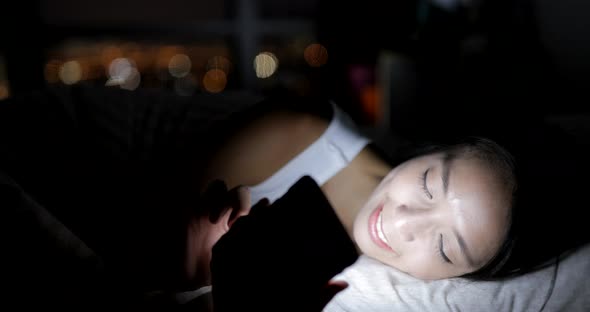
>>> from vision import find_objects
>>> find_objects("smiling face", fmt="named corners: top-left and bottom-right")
top-left (353, 151), bottom-right (512, 279)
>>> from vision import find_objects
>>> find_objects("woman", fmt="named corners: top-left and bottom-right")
top-left (186, 92), bottom-right (590, 309)
top-left (1, 84), bottom-right (585, 308)
top-left (173, 94), bottom-right (525, 312)
top-left (194, 98), bottom-right (517, 281)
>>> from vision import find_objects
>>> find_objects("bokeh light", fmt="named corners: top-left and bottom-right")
top-left (108, 58), bottom-right (134, 79)
top-left (106, 58), bottom-right (140, 90)
top-left (168, 54), bottom-right (192, 78)
top-left (120, 68), bottom-right (141, 90)
top-left (253, 52), bottom-right (278, 78)
top-left (203, 69), bottom-right (227, 93)
top-left (48, 40), bottom-right (231, 91)
top-left (59, 60), bottom-right (82, 85)
top-left (206, 56), bottom-right (232, 74)
top-left (304, 43), bottom-right (328, 67)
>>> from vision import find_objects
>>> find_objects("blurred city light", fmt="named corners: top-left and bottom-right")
top-left (120, 68), bottom-right (141, 90)
top-left (206, 55), bottom-right (232, 74)
top-left (45, 40), bottom-right (232, 92)
top-left (108, 58), bottom-right (134, 79)
top-left (168, 53), bottom-right (192, 78)
top-left (203, 68), bottom-right (227, 93)
top-left (304, 43), bottom-right (328, 67)
top-left (106, 57), bottom-right (140, 90)
top-left (59, 60), bottom-right (82, 85)
top-left (254, 52), bottom-right (278, 78)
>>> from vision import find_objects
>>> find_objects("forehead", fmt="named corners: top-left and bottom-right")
top-left (445, 154), bottom-right (508, 204)
top-left (445, 155), bottom-right (511, 263)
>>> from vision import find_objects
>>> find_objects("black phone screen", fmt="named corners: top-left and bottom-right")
top-left (211, 176), bottom-right (359, 311)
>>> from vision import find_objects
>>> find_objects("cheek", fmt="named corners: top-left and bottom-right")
top-left (383, 176), bottom-right (419, 205)
top-left (397, 255), bottom-right (449, 279)
top-left (407, 252), bottom-right (442, 275)
top-left (404, 251), bottom-right (473, 279)
top-left (362, 246), bottom-right (439, 278)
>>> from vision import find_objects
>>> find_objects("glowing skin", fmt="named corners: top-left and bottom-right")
top-left (353, 152), bottom-right (511, 279)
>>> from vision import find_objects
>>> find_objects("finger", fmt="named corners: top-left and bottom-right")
top-left (319, 281), bottom-right (348, 309)
top-left (227, 186), bottom-right (252, 227)
top-left (222, 198), bottom-right (270, 231)
top-left (326, 280), bottom-right (348, 290)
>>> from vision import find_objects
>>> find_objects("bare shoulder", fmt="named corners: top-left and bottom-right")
top-left (204, 110), bottom-right (330, 189)
top-left (321, 146), bottom-right (392, 236)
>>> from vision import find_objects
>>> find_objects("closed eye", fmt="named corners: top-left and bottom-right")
top-left (421, 169), bottom-right (433, 199)
top-left (439, 234), bottom-right (453, 264)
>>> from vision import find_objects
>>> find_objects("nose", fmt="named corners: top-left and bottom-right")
top-left (393, 204), bottom-right (433, 242)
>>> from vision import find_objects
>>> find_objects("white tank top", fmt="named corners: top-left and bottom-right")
top-left (249, 102), bottom-right (370, 205)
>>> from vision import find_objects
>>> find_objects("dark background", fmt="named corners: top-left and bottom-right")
top-left (1, 1), bottom-right (590, 308)
top-left (1, 0), bottom-right (590, 139)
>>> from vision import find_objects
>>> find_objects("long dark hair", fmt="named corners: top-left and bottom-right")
top-left (479, 121), bottom-right (590, 279)
top-left (387, 124), bottom-right (590, 281)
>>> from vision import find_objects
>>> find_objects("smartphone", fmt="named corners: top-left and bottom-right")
top-left (211, 176), bottom-right (359, 311)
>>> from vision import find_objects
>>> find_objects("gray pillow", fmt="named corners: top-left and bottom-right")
top-left (324, 244), bottom-right (590, 312)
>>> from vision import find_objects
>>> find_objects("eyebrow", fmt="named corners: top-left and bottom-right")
top-left (453, 229), bottom-right (477, 268)
top-left (441, 153), bottom-right (453, 196)
top-left (439, 153), bottom-right (477, 268)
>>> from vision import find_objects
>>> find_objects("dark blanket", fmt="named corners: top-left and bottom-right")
top-left (0, 83), bottom-right (341, 308)
top-left (0, 84), bottom-right (262, 306)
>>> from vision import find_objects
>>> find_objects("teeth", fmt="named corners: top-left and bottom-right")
top-left (377, 211), bottom-right (389, 244)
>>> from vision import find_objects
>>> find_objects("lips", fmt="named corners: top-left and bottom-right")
top-left (369, 202), bottom-right (394, 252)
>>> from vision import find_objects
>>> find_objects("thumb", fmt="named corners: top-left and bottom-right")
top-left (227, 185), bottom-right (252, 228)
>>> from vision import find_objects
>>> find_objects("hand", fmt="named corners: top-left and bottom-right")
top-left (184, 180), bottom-right (252, 288)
